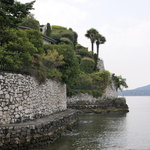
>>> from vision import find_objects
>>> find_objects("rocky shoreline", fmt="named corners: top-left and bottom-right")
top-left (68, 97), bottom-right (129, 113)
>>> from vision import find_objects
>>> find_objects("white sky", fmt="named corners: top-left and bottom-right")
top-left (19, 0), bottom-right (150, 90)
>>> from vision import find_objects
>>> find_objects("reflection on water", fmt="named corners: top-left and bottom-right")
top-left (32, 97), bottom-right (150, 150)
top-left (32, 113), bottom-right (127, 150)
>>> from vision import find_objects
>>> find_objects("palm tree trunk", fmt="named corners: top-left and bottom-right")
top-left (97, 43), bottom-right (100, 58)
top-left (91, 42), bottom-right (94, 55)
top-left (96, 41), bottom-right (100, 59)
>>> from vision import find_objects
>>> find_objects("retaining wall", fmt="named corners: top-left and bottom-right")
top-left (0, 109), bottom-right (78, 150)
top-left (0, 72), bottom-right (66, 125)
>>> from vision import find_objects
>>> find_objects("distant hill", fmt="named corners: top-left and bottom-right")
top-left (118, 84), bottom-right (150, 96)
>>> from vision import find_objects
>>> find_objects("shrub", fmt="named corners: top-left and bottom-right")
top-left (46, 68), bottom-right (62, 81)
top-left (80, 57), bottom-right (95, 73)
top-left (43, 44), bottom-right (80, 85)
top-left (60, 37), bottom-right (73, 46)
top-left (26, 29), bottom-right (44, 54)
top-left (73, 72), bottom-right (92, 89)
top-left (90, 70), bottom-right (111, 90)
top-left (76, 55), bottom-right (82, 63)
top-left (0, 29), bottom-right (37, 72)
top-left (76, 48), bottom-right (93, 58)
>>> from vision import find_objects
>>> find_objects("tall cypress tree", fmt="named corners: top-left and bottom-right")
top-left (46, 23), bottom-right (51, 37)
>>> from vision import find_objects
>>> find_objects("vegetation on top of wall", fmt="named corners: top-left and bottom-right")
top-left (79, 57), bottom-right (95, 73)
top-left (44, 44), bottom-right (80, 86)
top-left (50, 25), bottom-right (78, 48)
top-left (0, 0), bottom-right (128, 96)
top-left (67, 70), bottom-right (111, 98)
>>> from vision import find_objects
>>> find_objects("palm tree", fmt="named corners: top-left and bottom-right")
top-left (95, 33), bottom-right (106, 58)
top-left (85, 28), bottom-right (99, 55)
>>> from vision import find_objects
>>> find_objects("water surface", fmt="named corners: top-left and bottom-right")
top-left (32, 96), bottom-right (150, 150)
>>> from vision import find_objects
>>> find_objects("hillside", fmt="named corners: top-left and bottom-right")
top-left (118, 84), bottom-right (150, 96)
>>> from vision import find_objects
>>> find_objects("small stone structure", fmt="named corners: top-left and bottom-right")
top-left (0, 72), bottom-right (66, 125)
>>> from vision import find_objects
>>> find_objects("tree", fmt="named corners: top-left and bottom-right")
top-left (0, 0), bottom-right (35, 29)
top-left (85, 28), bottom-right (99, 55)
top-left (43, 44), bottom-right (80, 86)
top-left (0, 29), bottom-right (37, 72)
top-left (112, 74), bottom-right (128, 91)
top-left (45, 23), bottom-right (51, 37)
top-left (95, 33), bottom-right (106, 58)
top-left (20, 13), bottom-right (40, 30)
top-left (26, 29), bottom-right (44, 54)
top-left (0, 0), bottom-right (35, 45)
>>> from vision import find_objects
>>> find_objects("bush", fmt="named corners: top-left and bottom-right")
top-left (46, 68), bottom-right (62, 81)
top-left (90, 70), bottom-right (111, 90)
top-left (68, 70), bottom-right (111, 98)
top-left (26, 29), bottom-right (44, 54)
top-left (0, 29), bottom-right (37, 72)
top-left (43, 44), bottom-right (80, 85)
top-left (60, 37), bottom-right (73, 46)
top-left (73, 72), bottom-right (92, 89)
top-left (80, 57), bottom-right (95, 73)
top-left (76, 48), bottom-right (93, 58)
top-left (76, 55), bottom-right (82, 63)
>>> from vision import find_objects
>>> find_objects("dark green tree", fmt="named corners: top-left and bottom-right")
top-left (0, 0), bottom-right (35, 45)
top-left (85, 28), bottom-right (99, 55)
top-left (44, 44), bottom-right (80, 86)
top-left (26, 29), bottom-right (44, 54)
top-left (20, 13), bottom-right (40, 30)
top-left (0, 29), bottom-right (37, 72)
top-left (45, 23), bottom-right (51, 37)
top-left (0, 0), bottom-right (35, 29)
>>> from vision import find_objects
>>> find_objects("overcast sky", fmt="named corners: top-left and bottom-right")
top-left (19, 0), bottom-right (150, 90)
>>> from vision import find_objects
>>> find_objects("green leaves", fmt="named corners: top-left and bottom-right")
top-left (46, 44), bottom-right (80, 85)
top-left (0, 0), bottom-right (35, 29)
top-left (45, 23), bottom-right (51, 37)
top-left (20, 13), bottom-right (40, 30)
top-left (80, 57), bottom-right (95, 73)
top-left (50, 26), bottom-right (78, 48)
top-left (112, 74), bottom-right (128, 91)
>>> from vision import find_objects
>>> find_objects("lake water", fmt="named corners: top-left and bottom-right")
top-left (32, 96), bottom-right (150, 150)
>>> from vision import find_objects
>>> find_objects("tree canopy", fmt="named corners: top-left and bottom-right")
top-left (0, 0), bottom-right (35, 29)
top-left (20, 13), bottom-right (40, 30)
top-left (0, 0), bottom-right (35, 45)
top-left (85, 28), bottom-right (99, 54)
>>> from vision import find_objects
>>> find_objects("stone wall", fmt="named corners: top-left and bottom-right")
top-left (0, 72), bottom-right (67, 125)
top-left (67, 81), bottom-right (129, 111)
top-left (0, 109), bottom-right (78, 150)
top-left (67, 81), bottom-right (118, 106)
